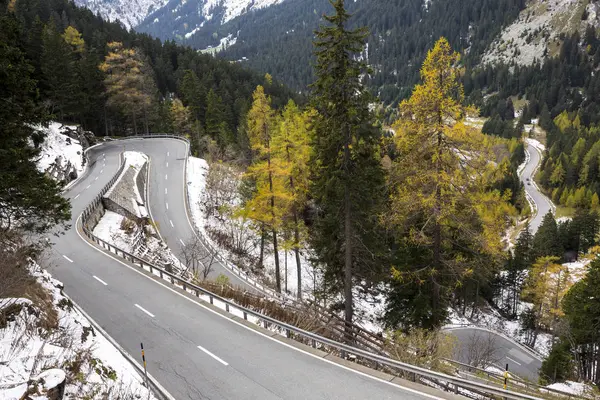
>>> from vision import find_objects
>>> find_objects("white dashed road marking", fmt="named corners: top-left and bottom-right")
top-left (86, 185), bottom-right (91, 189)
top-left (179, 238), bottom-right (185, 246)
top-left (165, 188), bottom-right (168, 195)
top-left (74, 194), bottom-right (80, 200)
top-left (63, 255), bottom-right (73, 263)
top-left (170, 220), bottom-right (174, 228)
top-left (197, 345), bottom-right (228, 366)
top-left (165, 174), bottom-right (168, 180)
top-left (506, 356), bottom-right (522, 366)
top-left (93, 276), bottom-right (108, 286)
top-left (166, 202), bottom-right (169, 210)
top-left (134, 304), bottom-right (155, 318)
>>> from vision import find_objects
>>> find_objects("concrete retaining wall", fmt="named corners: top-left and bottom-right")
top-left (103, 162), bottom-right (148, 225)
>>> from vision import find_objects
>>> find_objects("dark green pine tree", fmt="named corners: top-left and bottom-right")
top-left (309, 0), bottom-right (385, 332)
top-left (205, 88), bottom-right (233, 147)
top-left (40, 20), bottom-right (77, 120)
top-left (179, 69), bottom-right (206, 122)
top-left (562, 259), bottom-right (600, 384)
top-left (505, 222), bottom-right (533, 317)
top-left (0, 9), bottom-right (71, 236)
top-left (532, 211), bottom-right (561, 260)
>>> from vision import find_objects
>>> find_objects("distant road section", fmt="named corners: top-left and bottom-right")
top-left (520, 139), bottom-right (554, 233)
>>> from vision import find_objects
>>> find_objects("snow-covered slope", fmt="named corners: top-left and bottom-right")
top-left (136, 0), bottom-right (287, 42)
top-left (0, 265), bottom-right (156, 400)
top-left (35, 122), bottom-right (85, 185)
top-left (74, 0), bottom-right (284, 34)
top-left (73, 0), bottom-right (170, 30)
top-left (482, 0), bottom-right (600, 66)
top-left (201, 0), bottom-right (285, 25)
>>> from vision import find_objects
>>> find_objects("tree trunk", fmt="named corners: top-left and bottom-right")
top-left (133, 112), bottom-right (138, 136)
top-left (343, 125), bottom-right (353, 343)
top-left (284, 250), bottom-right (288, 293)
top-left (432, 118), bottom-right (443, 321)
top-left (268, 154), bottom-right (281, 292)
top-left (143, 104), bottom-right (149, 134)
top-left (259, 225), bottom-right (265, 268)
top-left (273, 228), bottom-right (281, 292)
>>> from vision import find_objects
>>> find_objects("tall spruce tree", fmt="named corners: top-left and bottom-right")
top-left (310, 0), bottom-right (385, 331)
top-left (533, 211), bottom-right (561, 260)
top-left (0, 8), bottom-right (70, 236)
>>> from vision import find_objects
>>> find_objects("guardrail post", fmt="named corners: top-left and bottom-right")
top-left (210, 296), bottom-right (213, 305)
top-left (243, 311), bottom-right (247, 320)
top-left (225, 303), bottom-right (229, 312)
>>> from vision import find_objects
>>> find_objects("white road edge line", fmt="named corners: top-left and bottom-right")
top-left (76, 216), bottom-right (443, 400)
top-left (506, 356), bottom-right (522, 366)
top-left (197, 345), bottom-right (228, 366)
top-left (63, 255), bottom-right (73, 263)
top-left (170, 220), bottom-right (174, 228)
top-left (93, 275), bottom-right (108, 286)
top-left (134, 303), bottom-right (155, 318)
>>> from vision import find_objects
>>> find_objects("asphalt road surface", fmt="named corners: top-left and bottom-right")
top-left (447, 327), bottom-right (542, 382)
top-left (520, 142), bottom-right (553, 233)
top-left (48, 138), bottom-right (448, 400)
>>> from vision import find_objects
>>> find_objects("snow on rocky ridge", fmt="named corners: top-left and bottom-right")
top-left (201, 0), bottom-right (285, 25)
top-left (73, 0), bottom-right (170, 30)
top-left (483, 0), bottom-right (600, 66)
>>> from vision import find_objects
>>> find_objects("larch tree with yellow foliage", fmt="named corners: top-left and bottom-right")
top-left (244, 85), bottom-right (291, 292)
top-left (100, 42), bottom-right (157, 135)
top-left (272, 100), bottom-right (313, 298)
top-left (385, 38), bottom-right (512, 330)
top-left (522, 256), bottom-right (571, 347)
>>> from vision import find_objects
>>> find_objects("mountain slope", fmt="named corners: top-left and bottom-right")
top-left (482, 0), bottom-right (600, 66)
top-left (73, 0), bottom-right (170, 30)
top-left (172, 0), bottom-right (527, 104)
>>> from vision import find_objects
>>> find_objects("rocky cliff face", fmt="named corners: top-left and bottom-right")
top-left (36, 122), bottom-right (95, 186)
top-left (482, 0), bottom-right (600, 66)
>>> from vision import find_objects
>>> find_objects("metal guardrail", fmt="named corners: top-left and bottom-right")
top-left (76, 143), bottom-right (553, 400)
top-left (121, 135), bottom-right (394, 349)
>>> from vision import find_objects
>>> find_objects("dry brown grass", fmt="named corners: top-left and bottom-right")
top-left (0, 231), bottom-right (58, 331)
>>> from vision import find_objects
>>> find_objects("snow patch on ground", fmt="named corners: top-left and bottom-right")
top-left (93, 210), bottom-right (136, 253)
top-left (546, 381), bottom-right (597, 397)
top-left (525, 137), bottom-right (546, 152)
top-left (0, 264), bottom-right (156, 400)
top-left (202, 0), bottom-right (284, 25)
top-left (200, 33), bottom-right (238, 55)
top-left (186, 157), bottom-right (319, 298)
top-left (35, 122), bottom-right (84, 179)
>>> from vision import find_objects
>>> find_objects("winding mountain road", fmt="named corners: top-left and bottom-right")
top-left (48, 138), bottom-right (452, 400)
top-left (521, 141), bottom-right (554, 233)
top-left (445, 139), bottom-right (552, 383)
